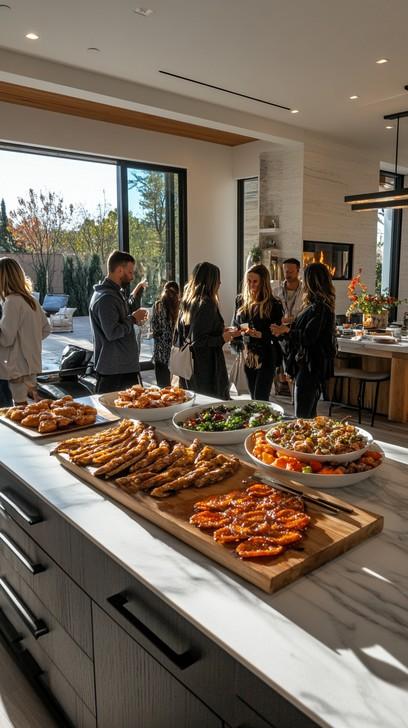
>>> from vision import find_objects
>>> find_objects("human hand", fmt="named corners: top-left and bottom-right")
top-left (132, 279), bottom-right (148, 297)
top-left (223, 327), bottom-right (241, 343)
top-left (270, 323), bottom-right (289, 336)
top-left (133, 308), bottom-right (149, 325)
top-left (247, 328), bottom-right (262, 339)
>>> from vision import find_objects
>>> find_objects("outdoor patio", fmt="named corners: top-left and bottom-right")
top-left (42, 315), bottom-right (154, 374)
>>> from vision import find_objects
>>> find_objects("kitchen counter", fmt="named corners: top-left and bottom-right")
top-left (1, 397), bottom-right (408, 728)
top-left (336, 338), bottom-right (408, 422)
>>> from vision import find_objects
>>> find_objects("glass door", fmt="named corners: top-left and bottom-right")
top-left (118, 162), bottom-right (187, 306)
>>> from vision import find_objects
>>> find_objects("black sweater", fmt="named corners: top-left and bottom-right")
top-left (286, 302), bottom-right (336, 380)
top-left (176, 298), bottom-right (230, 399)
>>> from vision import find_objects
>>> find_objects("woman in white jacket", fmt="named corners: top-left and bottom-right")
top-left (0, 258), bottom-right (51, 403)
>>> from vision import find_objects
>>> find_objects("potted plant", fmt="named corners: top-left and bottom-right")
top-left (346, 269), bottom-right (406, 328)
top-left (246, 245), bottom-right (263, 270)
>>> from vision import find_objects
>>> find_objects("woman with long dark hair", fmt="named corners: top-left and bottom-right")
top-left (151, 280), bottom-right (180, 387)
top-left (0, 257), bottom-right (50, 403)
top-left (271, 262), bottom-right (336, 418)
top-left (176, 262), bottom-right (240, 399)
top-left (232, 264), bottom-right (283, 401)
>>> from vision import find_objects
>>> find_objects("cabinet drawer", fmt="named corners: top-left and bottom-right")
top-left (0, 514), bottom-right (92, 657)
top-left (24, 632), bottom-right (96, 728)
top-left (94, 604), bottom-right (222, 728)
top-left (0, 561), bottom-right (95, 715)
top-left (0, 466), bottom-right (89, 587)
top-left (82, 537), bottom-right (236, 722)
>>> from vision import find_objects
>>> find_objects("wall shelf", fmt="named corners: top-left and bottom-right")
top-left (259, 228), bottom-right (280, 233)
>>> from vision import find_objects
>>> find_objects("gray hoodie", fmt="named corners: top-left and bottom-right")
top-left (89, 278), bottom-right (140, 375)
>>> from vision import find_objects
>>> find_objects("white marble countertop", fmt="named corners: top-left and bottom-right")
top-left (1, 397), bottom-right (408, 728)
top-left (337, 338), bottom-right (408, 356)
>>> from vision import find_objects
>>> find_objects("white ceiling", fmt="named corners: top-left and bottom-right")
top-left (1, 0), bottom-right (408, 157)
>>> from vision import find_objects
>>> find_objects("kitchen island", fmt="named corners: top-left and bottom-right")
top-left (0, 396), bottom-right (407, 728)
top-left (336, 338), bottom-right (408, 422)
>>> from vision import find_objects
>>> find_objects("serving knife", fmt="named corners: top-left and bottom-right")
top-left (251, 471), bottom-right (355, 515)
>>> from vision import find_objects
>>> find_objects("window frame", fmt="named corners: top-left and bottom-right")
top-left (0, 142), bottom-right (188, 288)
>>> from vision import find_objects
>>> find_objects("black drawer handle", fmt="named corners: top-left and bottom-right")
top-left (107, 592), bottom-right (199, 670)
top-left (0, 532), bottom-right (45, 575)
top-left (0, 490), bottom-right (43, 526)
top-left (0, 577), bottom-right (48, 639)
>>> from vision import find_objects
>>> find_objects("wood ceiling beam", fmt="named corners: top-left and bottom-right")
top-left (0, 81), bottom-right (255, 146)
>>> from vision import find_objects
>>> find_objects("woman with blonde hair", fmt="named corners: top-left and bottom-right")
top-left (0, 257), bottom-right (50, 403)
top-left (175, 262), bottom-right (240, 398)
top-left (232, 264), bottom-right (283, 400)
top-left (271, 262), bottom-right (336, 417)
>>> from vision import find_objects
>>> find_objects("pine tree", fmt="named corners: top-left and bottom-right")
top-left (0, 198), bottom-right (17, 252)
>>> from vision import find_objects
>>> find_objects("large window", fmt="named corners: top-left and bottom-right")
top-left (237, 177), bottom-right (259, 288)
top-left (0, 145), bottom-right (187, 310)
top-left (118, 161), bottom-right (187, 306)
top-left (376, 170), bottom-right (403, 300)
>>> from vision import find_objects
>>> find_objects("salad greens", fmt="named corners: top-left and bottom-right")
top-left (182, 402), bottom-right (282, 432)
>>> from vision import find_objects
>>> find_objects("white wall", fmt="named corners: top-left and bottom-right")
top-left (303, 139), bottom-right (379, 314)
top-left (0, 101), bottom-right (236, 319)
top-left (233, 139), bottom-right (379, 314)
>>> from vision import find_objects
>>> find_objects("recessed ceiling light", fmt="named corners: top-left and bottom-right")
top-left (87, 47), bottom-right (101, 52)
top-left (25, 32), bottom-right (39, 40)
top-left (133, 7), bottom-right (153, 16)
top-left (349, 95), bottom-right (359, 100)
top-left (376, 58), bottom-right (389, 64)
top-left (385, 125), bottom-right (393, 129)
top-left (290, 109), bottom-right (299, 114)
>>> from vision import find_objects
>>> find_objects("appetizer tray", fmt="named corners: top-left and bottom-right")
top-left (54, 424), bottom-right (383, 594)
top-left (0, 408), bottom-right (119, 439)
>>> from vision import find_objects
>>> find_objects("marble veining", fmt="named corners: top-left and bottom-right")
top-left (0, 399), bottom-right (408, 728)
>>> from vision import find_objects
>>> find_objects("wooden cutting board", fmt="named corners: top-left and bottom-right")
top-left (55, 440), bottom-right (383, 594)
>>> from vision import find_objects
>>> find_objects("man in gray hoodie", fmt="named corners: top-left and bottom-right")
top-left (89, 250), bottom-right (148, 393)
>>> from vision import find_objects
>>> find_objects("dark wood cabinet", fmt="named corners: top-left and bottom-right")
top-left (92, 604), bottom-right (222, 728)
top-left (0, 466), bottom-right (319, 728)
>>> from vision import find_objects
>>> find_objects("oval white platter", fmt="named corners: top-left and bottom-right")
top-left (172, 400), bottom-right (285, 445)
top-left (245, 432), bottom-right (384, 489)
top-left (265, 423), bottom-right (373, 463)
top-left (99, 389), bottom-right (195, 422)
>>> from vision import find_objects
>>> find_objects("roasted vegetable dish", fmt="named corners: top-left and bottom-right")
top-left (267, 416), bottom-right (367, 456)
top-left (252, 430), bottom-right (382, 474)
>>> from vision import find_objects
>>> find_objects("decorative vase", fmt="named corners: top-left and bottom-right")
top-left (362, 311), bottom-right (388, 329)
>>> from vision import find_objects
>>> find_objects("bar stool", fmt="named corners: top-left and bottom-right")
top-left (329, 367), bottom-right (390, 426)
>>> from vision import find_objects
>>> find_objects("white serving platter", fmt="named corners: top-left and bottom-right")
top-left (172, 400), bottom-right (285, 445)
top-left (99, 389), bottom-right (195, 422)
top-left (245, 432), bottom-right (384, 489)
top-left (265, 423), bottom-right (373, 463)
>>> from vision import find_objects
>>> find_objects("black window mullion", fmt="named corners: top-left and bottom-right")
top-left (178, 170), bottom-right (188, 286)
top-left (117, 162), bottom-right (129, 253)
top-left (237, 179), bottom-right (245, 292)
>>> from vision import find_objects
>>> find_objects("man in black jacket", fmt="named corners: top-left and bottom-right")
top-left (89, 250), bottom-right (148, 393)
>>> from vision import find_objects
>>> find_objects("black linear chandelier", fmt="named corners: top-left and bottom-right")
top-left (345, 107), bottom-right (408, 211)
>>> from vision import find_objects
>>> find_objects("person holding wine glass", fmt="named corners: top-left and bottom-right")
top-left (232, 264), bottom-right (283, 401)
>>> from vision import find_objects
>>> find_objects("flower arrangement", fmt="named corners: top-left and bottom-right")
top-left (346, 269), bottom-right (403, 317)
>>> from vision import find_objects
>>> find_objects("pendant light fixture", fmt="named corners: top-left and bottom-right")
top-left (345, 105), bottom-right (408, 211)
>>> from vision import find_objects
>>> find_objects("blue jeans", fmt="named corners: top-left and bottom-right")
top-left (0, 379), bottom-right (12, 407)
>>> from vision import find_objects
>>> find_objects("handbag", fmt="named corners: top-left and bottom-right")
top-left (169, 339), bottom-right (193, 380)
top-left (229, 350), bottom-right (248, 395)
